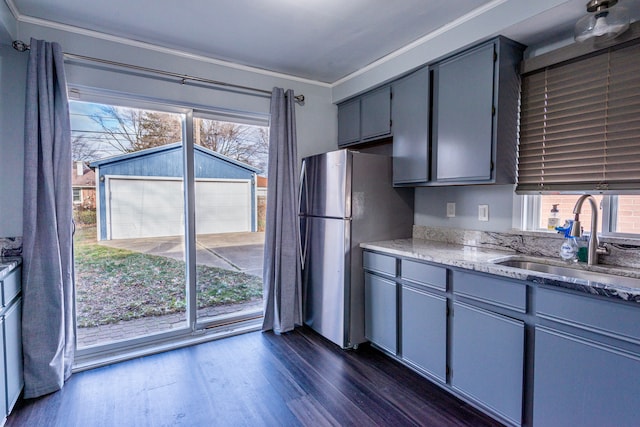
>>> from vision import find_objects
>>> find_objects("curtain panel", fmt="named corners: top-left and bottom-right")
top-left (22, 38), bottom-right (75, 398)
top-left (262, 88), bottom-right (302, 334)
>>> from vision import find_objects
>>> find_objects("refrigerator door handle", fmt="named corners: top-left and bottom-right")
top-left (298, 159), bottom-right (307, 266)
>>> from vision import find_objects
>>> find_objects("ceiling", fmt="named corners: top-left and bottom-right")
top-left (7, 0), bottom-right (640, 83)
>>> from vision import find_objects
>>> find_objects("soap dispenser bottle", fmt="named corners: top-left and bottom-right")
top-left (558, 221), bottom-right (578, 262)
top-left (547, 204), bottom-right (560, 230)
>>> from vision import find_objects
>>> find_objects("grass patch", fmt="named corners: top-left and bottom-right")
top-left (74, 230), bottom-right (262, 328)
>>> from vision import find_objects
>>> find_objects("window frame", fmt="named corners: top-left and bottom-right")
top-left (521, 194), bottom-right (640, 239)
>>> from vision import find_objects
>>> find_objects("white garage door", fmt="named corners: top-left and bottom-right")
top-left (106, 176), bottom-right (252, 239)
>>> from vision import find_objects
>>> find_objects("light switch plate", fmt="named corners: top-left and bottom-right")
top-left (446, 202), bottom-right (456, 218)
top-left (478, 204), bottom-right (489, 221)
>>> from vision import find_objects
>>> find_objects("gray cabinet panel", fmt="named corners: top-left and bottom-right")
top-left (392, 67), bottom-right (429, 184)
top-left (453, 270), bottom-right (526, 312)
top-left (4, 299), bottom-right (22, 413)
top-left (337, 98), bottom-right (360, 146)
top-left (363, 251), bottom-right (396, 277)
top-left (537, 286), bottom-right (640, 344)
top-left (361, 86), bottom-right (391, 141)
top-left (1, 267), bottom-right (20, 307)
top-left (365, 272), bottom-right (397, 354)
top-left (452, 302), bottom-right (524, 426)
top-left (0, 318), bottom-right (6, 419)
top-left (533, 326), bottom-right (640, 427)
top-left (401, 286), bottom-right (446, 381)
top-left (434, 43), bottom-right (495, 182)
top-left (401, 259), bottom-right (446, 291)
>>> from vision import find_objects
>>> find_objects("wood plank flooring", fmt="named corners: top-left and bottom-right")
top-left (6, 327), bottom-right (502, 426)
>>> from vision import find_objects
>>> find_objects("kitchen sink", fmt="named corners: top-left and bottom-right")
top-left (492, 257), bottom-right (640, 288)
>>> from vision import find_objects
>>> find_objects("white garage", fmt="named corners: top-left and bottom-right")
top-left (91, 143), bottom-right (261, 241)
top-left (106, 176), bottom-right (252, 239)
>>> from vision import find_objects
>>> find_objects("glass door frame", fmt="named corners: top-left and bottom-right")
top-left (72, 91), bottom-right (266, 368)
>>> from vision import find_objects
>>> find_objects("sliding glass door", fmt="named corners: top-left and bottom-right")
top-left (70, 97), bottom-right (267, 356)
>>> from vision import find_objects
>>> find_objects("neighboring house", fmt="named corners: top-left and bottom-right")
top-left (72, 161), bottom-right (96, 209)
top-left (90, 143), bottom-right (261, 241)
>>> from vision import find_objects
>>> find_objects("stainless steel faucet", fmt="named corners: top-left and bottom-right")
top-left (570, 195), bottom-right (609, 265)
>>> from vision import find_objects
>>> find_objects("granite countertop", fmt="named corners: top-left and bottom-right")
top-left (0, 257), bottom-right (22, 281)
top-left (361, 238), bottom-right (640, 304)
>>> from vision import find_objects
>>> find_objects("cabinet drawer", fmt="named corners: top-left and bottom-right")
top-left (453, 270), bottom-right (526, 312)
top-left (363, 251), bottom-right (396, 276)
top-left (1, 267), bottom-right (21, 307)
top-left (537, 287), bottom-right (640, 344)
top-left (401, 260), bottom-right (446, 290)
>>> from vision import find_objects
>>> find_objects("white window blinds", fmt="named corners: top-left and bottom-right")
top-left (518, 41), bottom-right (640, 193)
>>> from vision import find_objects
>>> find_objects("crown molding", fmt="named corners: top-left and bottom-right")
top-left (331, 0), bottom-right (510, 87)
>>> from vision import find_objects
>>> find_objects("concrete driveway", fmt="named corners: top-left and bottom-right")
top-left (99, 231), bottom-right (265, 277)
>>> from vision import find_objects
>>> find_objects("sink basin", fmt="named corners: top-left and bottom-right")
top-left (493, 258), bottom-right (640, 288)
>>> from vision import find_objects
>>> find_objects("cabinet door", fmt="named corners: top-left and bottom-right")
top-left (4, 299), bottom-right (22, 414)
top-left (451, 302), bottom-right (523, 426)
top-left (361, 86), bottom-right (391, 141)
top-left (533, 326), bottom-right (640, 427)
top-left (392, 67), bottom-right (430, 184)
top-left (337, 98), bottom-right (360, 146)
top-left (434, 42), bottom-right (495, 182)
top-left (401, 286), bottom-right (446, 381)
top-left (0, 317), bottom-right (6, 418)
top-left (364, 272), bottom-right (397, 354)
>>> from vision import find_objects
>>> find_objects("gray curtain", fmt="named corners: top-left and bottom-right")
top-left (22, 38), bottom-right (74, 398)
top-left (262, 88), bottom-right (302, 333)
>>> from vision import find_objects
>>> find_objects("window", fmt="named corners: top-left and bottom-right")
top-left (519, 37), bottom-right (640, 238)
top-left (72, 188), bottom-right (82, 203)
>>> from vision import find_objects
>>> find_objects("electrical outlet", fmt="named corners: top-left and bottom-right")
top-left (478, 204), bottom-right (489, 221)
top-left (446, 202), bottom-right (456, 218)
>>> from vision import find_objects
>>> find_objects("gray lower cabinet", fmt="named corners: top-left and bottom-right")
top-left (392, 67), bottom-right (430, 185)
top-left (451, 302), bottom-right (524, 426)
top-left (401, 285), bottom-right (446, 382)
top-left (4, 298), bottom-right (22, 414)
top-left (533, 326), bottom-right (639, 427)
top-left (364, 272), bottom-right (397, 354)
top-left (533, 286), bottom-right (640, 427)
top-left (0, 267), bottom-right (23, 422)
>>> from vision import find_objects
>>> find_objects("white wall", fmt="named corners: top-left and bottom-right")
top-left (0, 43), bottom-right (27, 237)
top-left (0, 21), bottom-right (337, 238)
top-left (0, 1), bottom-right (16, 45)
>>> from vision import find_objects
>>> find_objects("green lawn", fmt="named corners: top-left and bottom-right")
top-left (74, 227), bottom-right (262, 328)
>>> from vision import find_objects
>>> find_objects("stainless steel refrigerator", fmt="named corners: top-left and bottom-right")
top-left (299, 149), bottom-right (413, 349)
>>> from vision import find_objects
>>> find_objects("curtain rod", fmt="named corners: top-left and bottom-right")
top-left (12, 40), bottom-right (305, 103)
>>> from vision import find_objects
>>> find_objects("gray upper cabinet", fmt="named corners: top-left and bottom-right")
top-left (337, 98), bottom-right (360, 146)
top-left (392, 67), bottom-right (430, 185)
top-left (337, 85), bottom-right (391, 147)
top-left (432, 37), bottom-right (524, 184)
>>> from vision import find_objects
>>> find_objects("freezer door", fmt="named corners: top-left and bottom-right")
top-left (303, 216), bottom-right (350, 348)
top-left (301, 149), bottom-right (351, 219)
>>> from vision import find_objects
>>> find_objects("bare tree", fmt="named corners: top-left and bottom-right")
top-left (71, 134), bottom-right (99, 162)
top-left (196, 119), bottom-right (268, 171)
top-left (89, 105), bottom-right (182, 154)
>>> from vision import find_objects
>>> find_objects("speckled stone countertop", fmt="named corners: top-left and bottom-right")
top-left (361, 238), bottom-right (640, 304)
top-left (0, 257), bottom-right (22, 281)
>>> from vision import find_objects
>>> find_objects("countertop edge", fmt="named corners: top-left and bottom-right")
top-left (361, 239), bottom-right (640, 304)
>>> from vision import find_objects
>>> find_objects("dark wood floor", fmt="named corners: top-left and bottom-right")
top-left (7, 327), bottom-right (502, 426)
